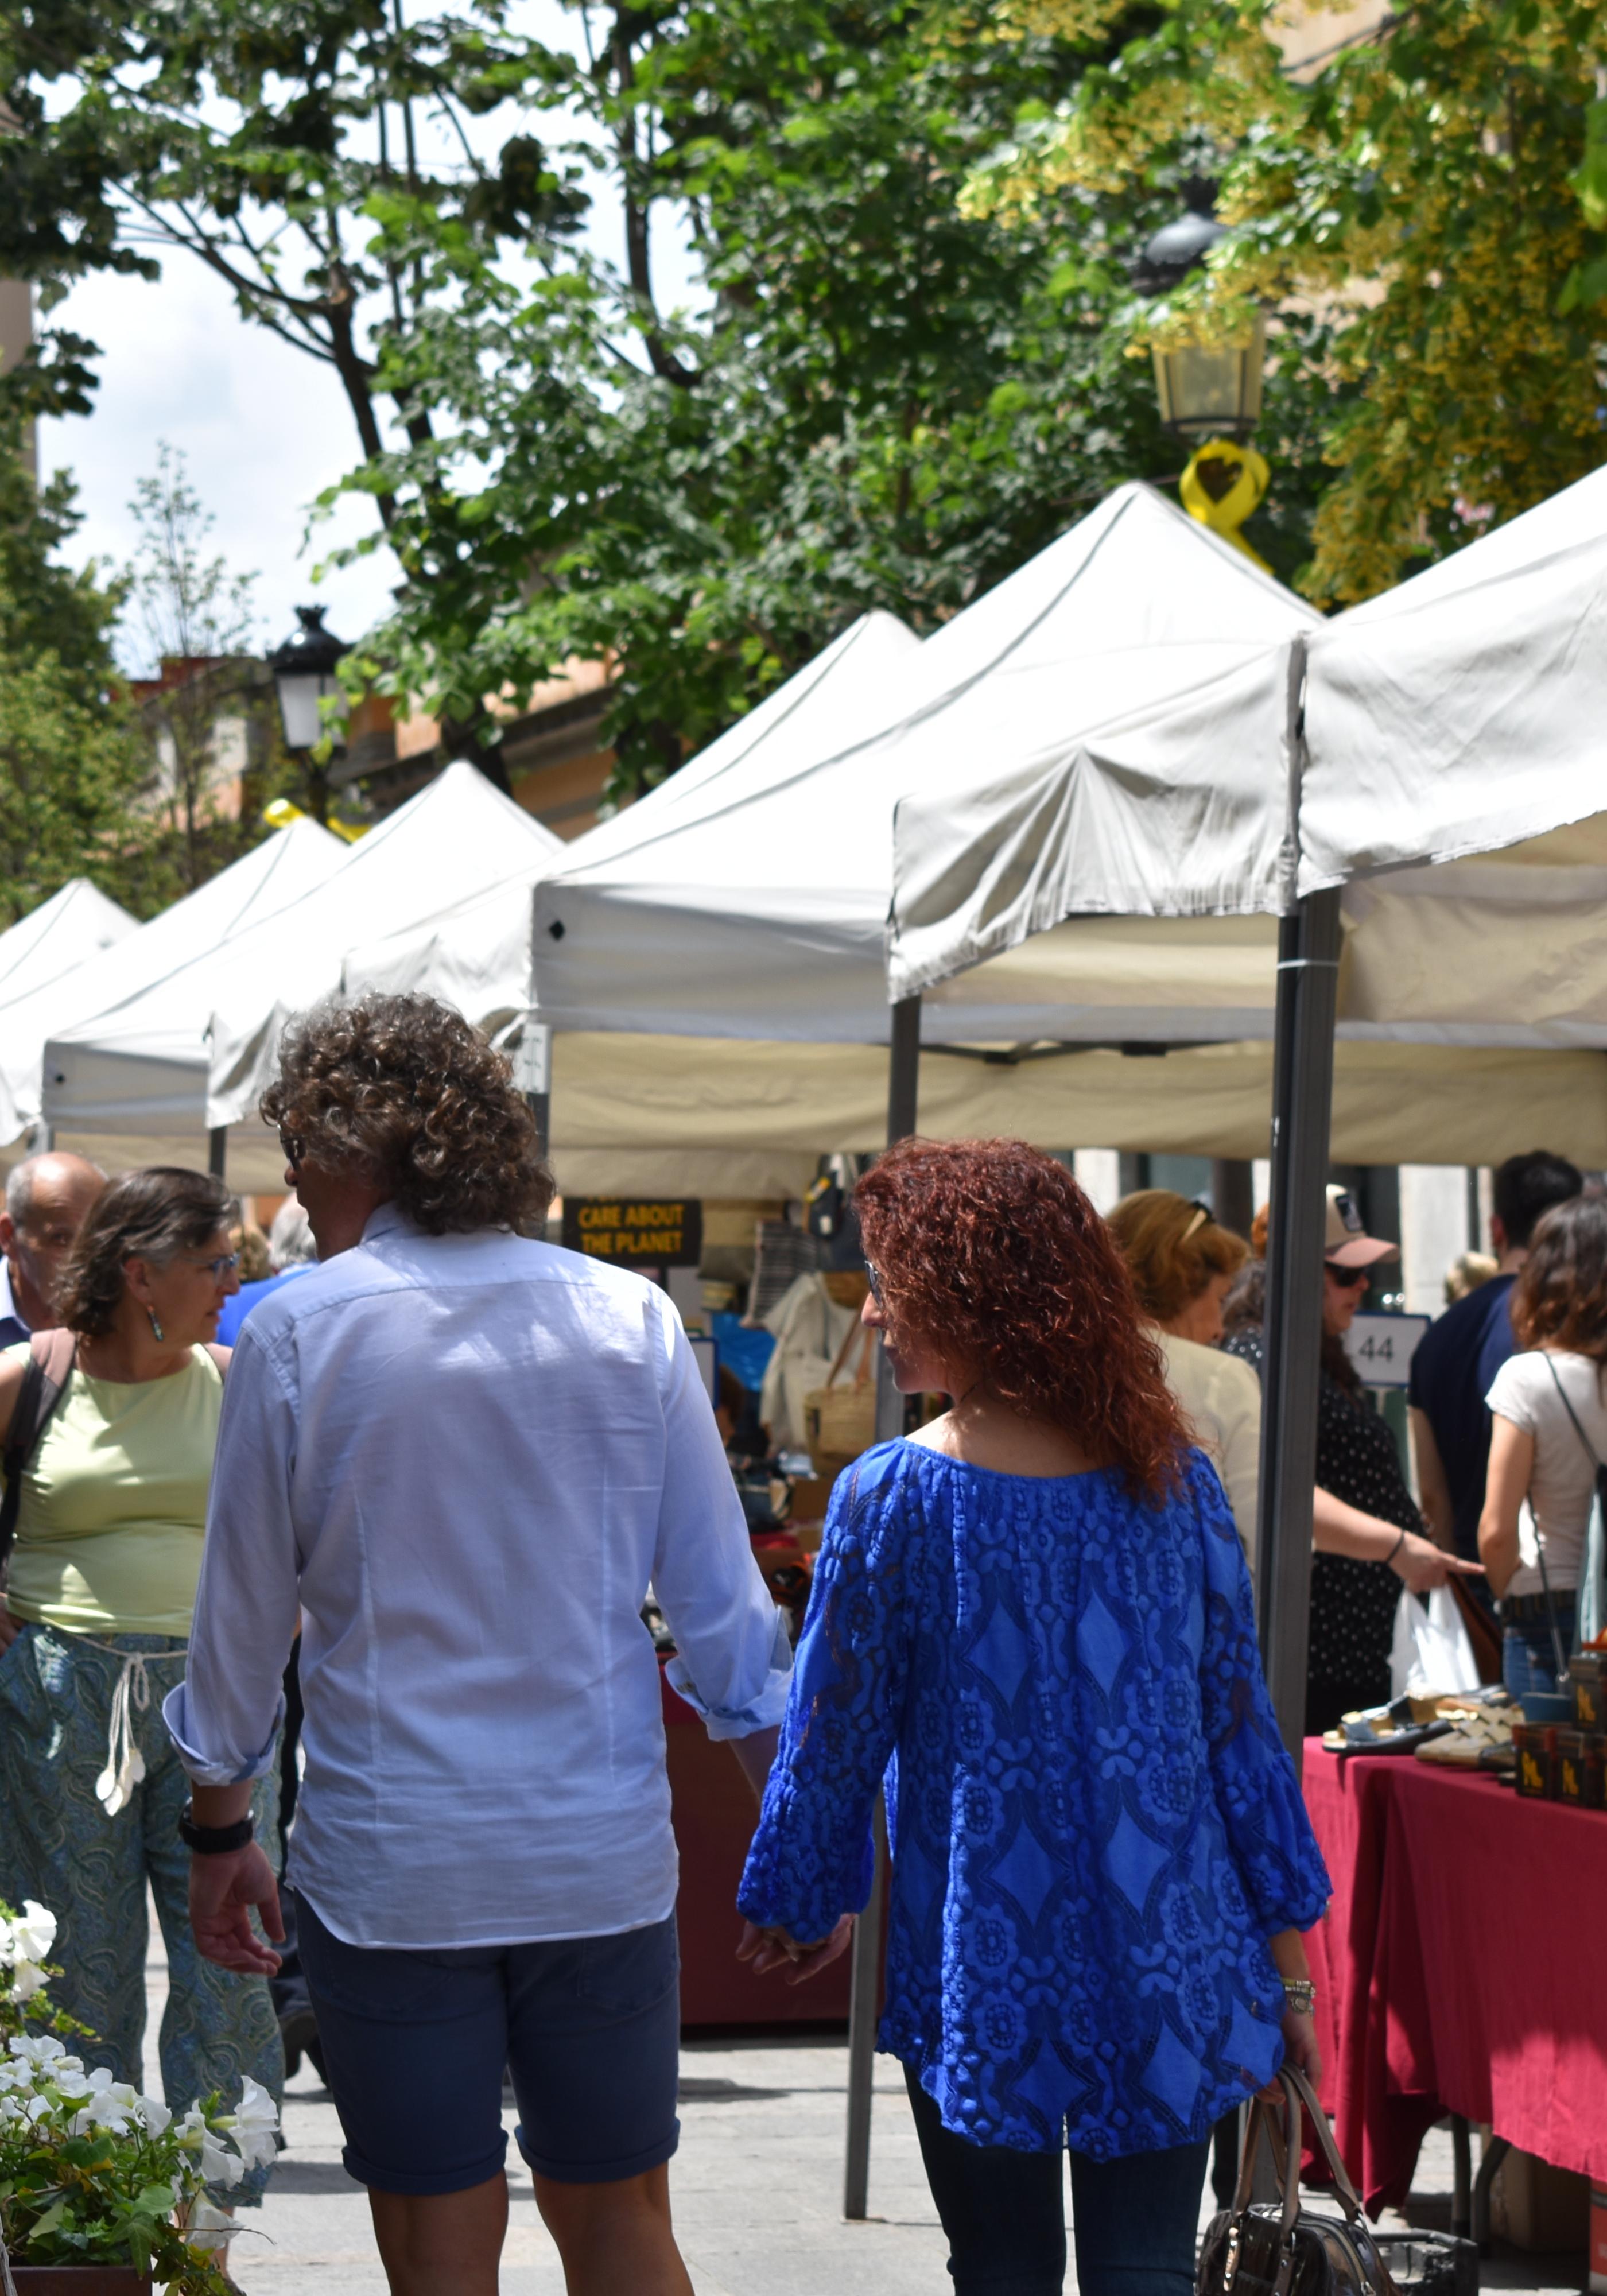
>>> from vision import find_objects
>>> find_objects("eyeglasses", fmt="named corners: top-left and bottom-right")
top-left (865, 1262), bottom-right (884, 1306)
top-left (184, 1253), bottom-right (240, 1282)
top-left (278, 1126), bottom-right (305, 1172)
top-left (1324, 1261), bottom-right (1372, 1290)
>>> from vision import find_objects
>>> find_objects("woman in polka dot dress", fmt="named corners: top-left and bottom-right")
top-left (1224, 1188), bottom-right (1484, 1735)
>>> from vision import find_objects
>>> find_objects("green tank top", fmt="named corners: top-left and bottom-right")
top-left (4, 1344), bottom-right (225, 1636)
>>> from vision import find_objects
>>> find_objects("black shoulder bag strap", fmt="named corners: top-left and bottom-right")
top-left (0, 1328), bottom-right (77, 1584)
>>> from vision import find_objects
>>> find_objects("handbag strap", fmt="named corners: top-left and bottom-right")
top-left (0, 1327), bottom-right (77, 1580)
top-left (1222, 2068), bottom-right (1364, 2296)
top-left (1543, 1352), bottom-right (1604, 1474)
top-left (1282, 2063), bottom-right (1365, 2222)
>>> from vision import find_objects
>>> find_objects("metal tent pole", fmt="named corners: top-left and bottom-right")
top-left (844, 991), bottom-right (921, 2223)
top-left (1255, 642), bottom-right (1341, 1774)
top-left (208, 1127), bottom-right (228, 1180)
top-left (515, 1019), bottom-right (552, 1164)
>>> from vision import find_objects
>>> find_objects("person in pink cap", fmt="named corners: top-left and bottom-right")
top-left (1225, 1187), bottom-right (1482, 1731)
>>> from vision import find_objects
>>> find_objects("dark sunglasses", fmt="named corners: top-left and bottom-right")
top-left (1324, 1261), bottom-right (1372, 1290)
top-left (278, 1125), bottom-right (305, 1172)
top-left (865, 1262), bottom-right (884, 1306)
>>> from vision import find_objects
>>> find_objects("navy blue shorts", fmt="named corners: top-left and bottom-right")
top-left (295, 1892), bottom-right (681, 2195)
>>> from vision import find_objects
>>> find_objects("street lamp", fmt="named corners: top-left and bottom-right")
top-left (267, 606), bottom-right (349, 756)
top-left (1135, 200), bottom-right (1265, 444)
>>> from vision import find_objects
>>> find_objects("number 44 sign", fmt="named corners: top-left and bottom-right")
top-left (1342, 1311), bottom-right (1431, 1390)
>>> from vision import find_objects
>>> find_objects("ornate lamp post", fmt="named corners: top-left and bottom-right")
top-left (267, 606), bottom-right (349, 824)
top-left (1136, 197), bottom-right (1270, 563)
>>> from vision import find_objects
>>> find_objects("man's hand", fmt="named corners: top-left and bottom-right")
top-left (0, 1606), bottom-right (21, 1654)
top-left (188, 1842), bottom-right (285, 1976)
top-left (736, 1914), bottom-right (854, 1986)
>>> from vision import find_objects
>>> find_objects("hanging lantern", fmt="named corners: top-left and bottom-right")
top-left (267, 607), bottom-right (349, 755)
top-left (1135, 203), bottom-right (1266, 444)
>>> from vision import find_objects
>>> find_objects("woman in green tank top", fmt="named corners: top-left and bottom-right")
top-left (0, 1166), bottom-right (283, 2206)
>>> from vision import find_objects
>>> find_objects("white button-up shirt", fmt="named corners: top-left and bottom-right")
top-left (165, 1205), bottom-right (790, 1950)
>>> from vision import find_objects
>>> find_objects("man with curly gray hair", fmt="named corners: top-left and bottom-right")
top-left (163, 994), bottom-right (791, 2296)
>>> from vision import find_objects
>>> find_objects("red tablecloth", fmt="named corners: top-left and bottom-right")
top-left (1302, 1743), bottom-right (1607, 2213)
top-left (662, 1669), bottom-right (853, 2028)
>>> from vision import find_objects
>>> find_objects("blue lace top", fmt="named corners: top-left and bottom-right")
top-left (738, 1440), bottom-right (1330, 2157)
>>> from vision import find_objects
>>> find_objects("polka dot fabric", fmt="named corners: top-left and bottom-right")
top-left (1225, 1329), bottom-right (1414, 1709)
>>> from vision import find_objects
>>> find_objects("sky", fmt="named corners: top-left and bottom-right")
top-left (33, 1), bottom-right (703, 676)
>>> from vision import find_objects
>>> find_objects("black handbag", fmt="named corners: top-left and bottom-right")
top-left (1197, 2068), bottom-right (1398, 2296)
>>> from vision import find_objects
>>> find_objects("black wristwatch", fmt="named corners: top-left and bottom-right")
top-left (178, 1801), bottom-right (255, 1856)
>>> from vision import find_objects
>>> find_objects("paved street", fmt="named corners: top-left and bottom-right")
top-left (143, 1920), bottom-right (1589, 2294)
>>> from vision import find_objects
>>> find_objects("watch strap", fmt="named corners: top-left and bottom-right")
top-left (178, 1802), bottom-right (254, 1856)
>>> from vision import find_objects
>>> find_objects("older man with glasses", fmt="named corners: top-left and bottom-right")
top-left (0, 1150), bottom-right (106, 1344)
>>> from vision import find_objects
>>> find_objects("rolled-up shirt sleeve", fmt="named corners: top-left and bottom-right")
top-left (652, 1303), bottom-right (793, 1739)
top-left (162, 1325), bottom-right (300, 1785)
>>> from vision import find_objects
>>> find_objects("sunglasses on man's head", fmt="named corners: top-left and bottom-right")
top-left (1324, 1261), bottom-right (1372, 1290)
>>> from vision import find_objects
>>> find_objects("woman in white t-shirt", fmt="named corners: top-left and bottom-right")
top-left (1481, 1193), bottom-right (1607, 1694)
top-left (1108, 1190), bottom-right (1263, 1562)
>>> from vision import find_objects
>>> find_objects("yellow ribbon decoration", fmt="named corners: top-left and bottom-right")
top-left (1179, 439), bottom-right (1272, 571)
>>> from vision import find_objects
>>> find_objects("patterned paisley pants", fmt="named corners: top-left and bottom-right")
top-left (0, 1622), bottom-right (285, 2202)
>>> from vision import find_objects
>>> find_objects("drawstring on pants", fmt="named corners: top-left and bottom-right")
top-left (73, 1638), bottom-right (188, 1817)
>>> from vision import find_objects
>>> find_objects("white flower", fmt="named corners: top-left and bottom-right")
top-left (10, 1902), bottom-right (57, 1964)
top-left (135, 2091), bottom-right (172, 2137)
top-left (184, 2199), bottom-right (239, 2254)
top-left (6, 2034), bottom-right (69, 2070)
top-left (220, 2074), bottom-right (280, 2171)
top-left (70, 2069), bottom-right (142, 2134)
top-left (8, 1959), bottom-right (48, 2002)
top-left (177, 2106), bottom-right (244, 2189)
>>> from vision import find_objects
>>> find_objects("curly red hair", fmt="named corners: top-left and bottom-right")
top-left (855, 1137), bottom-right (1188, 1502)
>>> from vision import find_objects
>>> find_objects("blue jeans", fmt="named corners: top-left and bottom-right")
top-left (1502, 1596), bottom-right (1577, 1697)
top-left (905, 2068), bottom-right (1210, 2296)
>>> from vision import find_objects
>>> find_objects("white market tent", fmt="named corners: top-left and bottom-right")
top-left (885, 464), bottom-right (1607, 1155)
top-left (0, 879), bottom-right (134, 1013)
top-left (43, 762), bottom-right (561, 1188)
top-left (0, 820), bottom-right (344, 1153)
top-left (530, 483), bottom-right (1317, 1045)
top-left (353, 483), bottom-right (1337, 1183)
top-left (347, 479), bottom-right (1599, 1172)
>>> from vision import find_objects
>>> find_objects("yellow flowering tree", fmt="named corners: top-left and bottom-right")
top-left (966, 0), bottom-right (1607, 603)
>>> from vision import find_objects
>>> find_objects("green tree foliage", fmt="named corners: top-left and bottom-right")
top-left (333, 0), bottom-right (1350, 793)
top-left (0, 435), bottom-right (149, 925)
top-left (2, 0), bottom-right (1345, 797)
top-left (966, 0), bottom-right (1607, 605)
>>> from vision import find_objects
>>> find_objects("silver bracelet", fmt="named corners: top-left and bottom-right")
top-left (1282, 1977), bottom-right (1316, 2015)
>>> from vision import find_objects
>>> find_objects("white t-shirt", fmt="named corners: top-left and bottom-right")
top-left (1154, 1329), bottom-right (1262, 1566)
top-left (1485, 1348), bottom-right (1607, 1596)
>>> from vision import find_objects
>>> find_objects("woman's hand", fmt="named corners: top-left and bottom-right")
top-left (1390, 1531), bottom-right (1484, 1593)
top-left (1278, 2005), bottom-right (1322, 2091)
top-left (736, 1914), bottom-right (854, 1985)
top-left (0, 1605), bottom-right (20, 1654)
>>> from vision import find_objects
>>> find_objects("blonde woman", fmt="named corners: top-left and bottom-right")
top-left (1107, 1190), bottom-right (1262, 1562)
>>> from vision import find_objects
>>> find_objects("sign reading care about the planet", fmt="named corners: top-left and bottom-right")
top-left (560, 1196), bottom-right (704, 1267)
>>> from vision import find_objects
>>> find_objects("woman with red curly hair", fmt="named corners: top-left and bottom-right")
top-left (738, 1139), bottom-right (1329, 2296)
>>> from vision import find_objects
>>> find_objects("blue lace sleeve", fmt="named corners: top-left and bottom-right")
top-left (737, 1445), bottom-right (911, 1942)
top-left (1193, 1455), bottom-right (1332, 1933)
